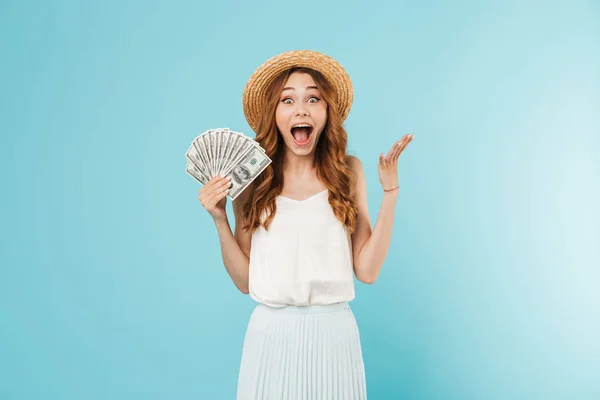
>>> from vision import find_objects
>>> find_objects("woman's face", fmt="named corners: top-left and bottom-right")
top-left (275, 72), bottom-right (327, 156)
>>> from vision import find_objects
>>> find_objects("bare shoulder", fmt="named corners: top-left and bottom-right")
top-left (346, 154), bottom-right (363, 172)
top-left (345, 154), bottom-right (366, 192)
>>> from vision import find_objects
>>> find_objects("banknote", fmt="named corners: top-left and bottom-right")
top-left (185, 128), bottom-right (271, 200)
top-left (186, 159), bottom-right (207, 185)
top-left (223, 146), bottom-right (271, 201)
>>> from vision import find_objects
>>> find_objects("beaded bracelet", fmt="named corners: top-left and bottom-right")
top-left (383, 186), bottom-right (399, 192)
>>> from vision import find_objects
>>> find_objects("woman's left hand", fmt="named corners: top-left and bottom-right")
top-left (378, 133), bottom-right (414, 191)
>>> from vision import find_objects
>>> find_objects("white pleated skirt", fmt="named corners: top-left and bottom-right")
top-left (236, 301), bottom-right (367, 400)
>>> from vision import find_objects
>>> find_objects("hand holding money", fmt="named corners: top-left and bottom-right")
top-left (185, 127), bottom-right (272, 201)
top-left (197, 175), bottom-right (231, 221)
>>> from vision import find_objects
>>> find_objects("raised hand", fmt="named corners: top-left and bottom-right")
top-left (378, 133), bottom-right (414, 192)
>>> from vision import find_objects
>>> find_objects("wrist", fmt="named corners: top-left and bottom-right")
top-left (213, 214), bottom-right (229, 227)
top-left (382, 186), bottom-right (399, 199)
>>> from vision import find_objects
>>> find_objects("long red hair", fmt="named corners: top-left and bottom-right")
top-left (242, 67), bottom-right (358, 234)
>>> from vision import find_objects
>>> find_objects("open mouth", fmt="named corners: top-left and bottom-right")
top-left (290, 123), bottom-right (313, 146)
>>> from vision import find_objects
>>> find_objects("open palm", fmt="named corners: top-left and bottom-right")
top-left (378, 133), bottom-right (414, 191)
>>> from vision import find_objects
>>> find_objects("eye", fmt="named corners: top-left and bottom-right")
top-left (281, 98), bottom-right (293, 104)
top-left (308, 96), bottom-right (321, 103)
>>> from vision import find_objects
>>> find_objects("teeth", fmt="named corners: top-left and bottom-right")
top-left (292, 124), bottom-right (311, 128)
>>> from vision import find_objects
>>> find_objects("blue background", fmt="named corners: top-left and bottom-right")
top-left (2, 0), bottom-right (599, 399)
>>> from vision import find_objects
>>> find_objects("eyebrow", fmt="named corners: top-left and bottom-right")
top-left (282, 86), bottom-right (319, 91)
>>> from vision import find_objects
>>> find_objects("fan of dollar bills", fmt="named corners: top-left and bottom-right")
top-left (185, 127), bottom-right (272, 201)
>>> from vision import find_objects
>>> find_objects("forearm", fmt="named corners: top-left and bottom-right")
top-left (214, 217), bottom-right (250, 293)
top-left (354, 191), bottom-right (399, 283)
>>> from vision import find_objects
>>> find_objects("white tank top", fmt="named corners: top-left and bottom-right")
top-left (248, 189), bottom-right (356, 307)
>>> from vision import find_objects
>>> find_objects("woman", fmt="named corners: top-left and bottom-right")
top-left (198, 50), bottom-right (414, 399)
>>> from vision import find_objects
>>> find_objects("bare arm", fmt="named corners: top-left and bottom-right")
top-left (349, 156), bottom-right (398, 284)
top-left (218, 181), bottom-right (254, 294)
top-left (349, 134), bottom-right (413, 283)
top-left (199, 176), bottom-right (253, 294)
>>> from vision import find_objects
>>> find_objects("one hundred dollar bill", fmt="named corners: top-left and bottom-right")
top-left (223, 146), bottom-right (271, 201)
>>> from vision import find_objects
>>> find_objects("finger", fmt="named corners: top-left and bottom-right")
top-left (200, 176), bottom-right (222, 193)
top-left (205, 176), bottom-right (231, 196)
top-left (199, 177), bottom-right (227, 201)
top-left (396, 138), bottom-right (408, 157)
top-left (392, 140), bottom-right (404, 156)
top-left (385, 144), bottom-right (396, 159)
top-left (389, 141), bottom-right (401, 161)
top-left (401, 134), bottom-right (414, 149)
top-left (395, 136), bottom-right (412, 158)
top-left (212, 173), bottom-right (229, 182)
top-left (402, 134), bottom-right (411, 144)
top-left (207, 186), bottom-right (230, 208)
top-left (215, 176), bottom-right (232, 189)
top-left (379, 153), bottom-right (387, 167)
top-left (198, 191), bottom-right (211, 207)
top-left (207, 174), bottom-right (228, 187)
top-left (209, 180), bottom-right (231, 203)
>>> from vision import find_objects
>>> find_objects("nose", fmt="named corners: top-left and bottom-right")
top-left (295, 105), bottom-right (309, 117)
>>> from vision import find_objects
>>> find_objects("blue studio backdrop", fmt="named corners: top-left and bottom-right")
top-left (1, 0), bottom-right (599, 399)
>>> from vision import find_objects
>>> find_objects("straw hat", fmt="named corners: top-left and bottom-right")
top-left (242, 50), bottom-right (354, 133)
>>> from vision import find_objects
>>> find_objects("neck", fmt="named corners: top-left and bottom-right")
top-left (282, 148), bottom-right (317, 178)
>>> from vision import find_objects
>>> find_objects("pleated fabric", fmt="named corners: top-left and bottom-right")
top-left (237, 301), bottom-right (367, 400)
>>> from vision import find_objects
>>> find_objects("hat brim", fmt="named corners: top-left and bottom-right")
top-left (242, 50), bottom-right (353, 133)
